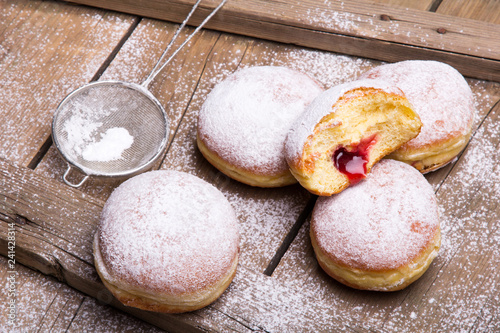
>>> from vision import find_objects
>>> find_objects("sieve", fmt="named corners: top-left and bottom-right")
top-left (52, 0), bottom-right (227, 188)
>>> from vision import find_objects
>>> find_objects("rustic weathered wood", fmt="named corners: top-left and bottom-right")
top-left (3, 0), bottom-right (500, 331)
top-left (0, 157), bottom-right (358, 332)
top-left (0, 0), bottom-right (138, 167)
top-left (156, 34), bottom-right (314, 273)
top-left (424, 80), bottom-right (500, 190)
top-left (369, 0), bottom-right (435, 11)
top-left (61, 0), bottom-right (500, 82)
top-left (0, 157), bottom-right (244, 332)
top-left (0, 256), bottom-right (162, 331)
top-left (437, 0), bottom-right (500, 23)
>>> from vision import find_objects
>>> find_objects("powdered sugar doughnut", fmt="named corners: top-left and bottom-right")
top-left (284, 79), bottom-right (422, 196)
top-left (93, 170), bottom-right (239, 313)
top-left (310, 159), bottom-right (441, 291)
top-left (197, 66), bottom-right (323, 187)
top-left (360, 60), bottom-right (475, 173)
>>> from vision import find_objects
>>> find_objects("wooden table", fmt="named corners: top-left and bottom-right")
top-left (1, 0), bottom-right (499, 331)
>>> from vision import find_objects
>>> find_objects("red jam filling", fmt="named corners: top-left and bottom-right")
top-left (333, 134), bottom-right (378, 184)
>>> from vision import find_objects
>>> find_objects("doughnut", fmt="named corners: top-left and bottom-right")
top-left (197, 66), bottom-right (323, 187)
top-left (284, 79), bottom-right (422, 196)
top-left (93, 170), bottom-right (240, 313)
top-left (310, 159), bottom-right (441, 291)
top-left (359, 60), bottom-right (475, 173)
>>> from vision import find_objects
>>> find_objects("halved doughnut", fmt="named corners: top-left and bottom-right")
top-left (284, 79), bottom-right (422, 196)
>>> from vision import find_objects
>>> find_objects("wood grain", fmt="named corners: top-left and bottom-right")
top-left (60, 0), bottom-right (500, 81)
top-left (2, 0), bottom-right (500, 331)
top-left (0, 157), bottom-right (355, 332)
top-left (0, 257), bottom-right (162, 331)
top-left (369, 0), bottom-right (435, 11)
top-left (0, 0), bottom-right (137, 167)
top-left (156, 34), bottom-right (314, 273)
top-left (0, 157), bottom-right (241, 332)
top-left (437, 0), bottom-right (500, 23)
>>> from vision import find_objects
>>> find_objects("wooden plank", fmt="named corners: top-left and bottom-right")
top-left (155, 34), bottom-right (313, 273)
top-left (2, 34), bottom-right (382, 331)
top-left (424, 79), bottom-right (500, 190)
top-left (61, 0), bottom-right (500, 82)
top-left (0, 157), bottom-right (360, 332)
top-left (0, 0), bottom-right (138, 167)
top-left (2, 1), bottom-right (499, 331)
top-left (437, 0), bottom-right (500, 23)
top-left (0, 257), bottom-right (161, 331)
top-left (369, 0), bottom-right (434, 10)
top-left (0, 157), bottom-right (244, 332)
top-left (37, 23), bottom-right (315, 273)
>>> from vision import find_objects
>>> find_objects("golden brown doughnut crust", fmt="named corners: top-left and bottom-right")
top-left (197, 134), bottom-right (297, 187)
top-left (94, 234), bottom-right (238, 313)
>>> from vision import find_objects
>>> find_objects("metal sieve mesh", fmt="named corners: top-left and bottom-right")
top-left (52, 81), bottom-right (168, 181)
top-left (52, 0), bottom-right (226, 187)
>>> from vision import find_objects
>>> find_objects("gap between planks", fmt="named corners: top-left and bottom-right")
top-left (19, 13), bottom-right (310, 279)
top-left (60, 0), bottom-right (500, 82)
top-left (431, 97), bottom-right (500, 194)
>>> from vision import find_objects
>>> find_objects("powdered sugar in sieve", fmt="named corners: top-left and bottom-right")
top-left (52, 0), bottom-right (227, 187)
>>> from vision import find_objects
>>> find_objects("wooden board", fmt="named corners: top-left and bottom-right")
top-left (60, 0), bottom-right (500, 82)
top-left (2, 0), bottom-right (500, 331)
top-left (437, 0), bottom-right (500, 23)
top-left (0, 0), bottom-right (138, 167)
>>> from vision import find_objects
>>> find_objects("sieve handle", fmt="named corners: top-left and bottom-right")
top-left (142, 0), bottom-right (228, 88)
top-left (63, 164), bottom-right (89, 188)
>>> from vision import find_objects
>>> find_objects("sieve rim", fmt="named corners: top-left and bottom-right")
top-left (51, 80), bottom-right (169, 179)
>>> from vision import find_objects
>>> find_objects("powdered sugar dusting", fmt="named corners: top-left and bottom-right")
top-left (0, 2), bottom-right (133, 164)
top-left (82, 127), bottom-right (133, 162)
top-left (312, 159), bottom-right (439, 270)
top-left (360, 60), bottom-right (476, 150)
top-left (0, 259), bottom-right (161, 332)
top-left (273, 90), bottom-right (500, 332)
top-left (284, 78), bottom-right (404, 164)
top-left (197, 66), bottom-right (323, 175)
top-left (97, 170), bottom-right (239, 294)
top-left (242, 43), bottom-right (377, 89)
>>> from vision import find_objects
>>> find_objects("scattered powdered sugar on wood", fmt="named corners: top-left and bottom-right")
top-left (214, 267), bottom-right (354, 332)
top-left (99, 19), bottom-right (172, 84)
top-left (0, 2), bottom-right (133, 164)
top-left (380, 102), bottom-right (500, 331)
top-left (67, 297), bottom-right (165, 332)
top-left (437, 106), bottom-right (500, 258)
top-left (243, 43), bottom-right (377, 89)
top-left (296, 1), bottom-right (485, 54)
top-left (222, 188), bottom-right (309, 268)
top-left (0, 257), bottom-right (160, 332)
